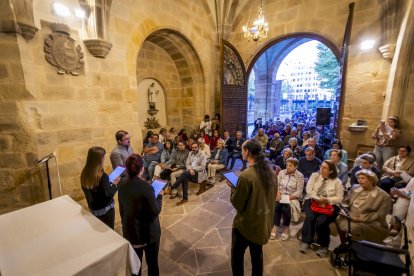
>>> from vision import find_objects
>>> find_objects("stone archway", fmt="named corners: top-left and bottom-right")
top-left (246, 33), bottom-right (341, 137)
top-left (136, 29), bottom-right (205, 131)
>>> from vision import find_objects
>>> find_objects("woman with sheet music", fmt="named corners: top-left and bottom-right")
top-left (81, 146), bottom-right (120, 229)
top-left (118, 154), bottom-right (163, 276)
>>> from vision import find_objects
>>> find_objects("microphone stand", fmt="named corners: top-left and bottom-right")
top-left (34, 152), bottom-right (62, 200)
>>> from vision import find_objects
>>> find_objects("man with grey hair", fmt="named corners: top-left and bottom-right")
top-left (304, 138), bottom-right (323, 160)
top-left (228, 131), bottom-right (247, 171)
top-left (198, 137), bottom-right (211, 159)
top-left (298, 146), bottom-right (322, 183)
top-left (274, 148), bottom-right (293, 171)
top-left (284, 137), bottom-right (303, 159)
top-left (350, 153), bottom-right (381, 186)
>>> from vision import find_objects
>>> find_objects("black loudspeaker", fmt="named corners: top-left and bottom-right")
top-left (316, 108), bottom-right (331, 125)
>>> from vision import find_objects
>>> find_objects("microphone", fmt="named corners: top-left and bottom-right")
top-left (34, 152), bottom-right (56, 166)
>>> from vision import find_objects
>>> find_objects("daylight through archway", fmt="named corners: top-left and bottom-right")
top-left (247, 37), bottom-right (340, 148)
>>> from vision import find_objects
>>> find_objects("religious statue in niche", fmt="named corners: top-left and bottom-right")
top-left (44, 23), bottom-right (84, 75)
top-left (147, 82), bottom-right (159, 116)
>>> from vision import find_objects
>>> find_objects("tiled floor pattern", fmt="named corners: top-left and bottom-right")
top-left (112, 165), bottom-right (347, 276)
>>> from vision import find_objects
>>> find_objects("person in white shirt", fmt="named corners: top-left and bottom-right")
top-left (200, 115), bottom-right (212, 137)
top-left (198, 137), bottom-right (211, 159)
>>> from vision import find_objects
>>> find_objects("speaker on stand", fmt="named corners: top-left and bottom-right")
top-left (316, 108), bottom-right (332, 150)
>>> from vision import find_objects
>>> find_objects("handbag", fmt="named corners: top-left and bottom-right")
top-left (310, 199), bottom-right (334, 216)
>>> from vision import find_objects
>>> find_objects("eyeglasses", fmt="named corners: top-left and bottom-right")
top-left (121, 136), bottom-right (130, 141)
top-left (191, 147), bottom-right (198, 149)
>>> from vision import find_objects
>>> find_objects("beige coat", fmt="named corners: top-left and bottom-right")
top-left (338, 185), bottom-right (392, 243)
top-left (382, 156), bottom-right (414, 181)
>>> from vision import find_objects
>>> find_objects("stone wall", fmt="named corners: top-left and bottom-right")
top-left (0, 0), bottom-right (217, 214)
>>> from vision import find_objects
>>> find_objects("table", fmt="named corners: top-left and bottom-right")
top-left (0, 195), bottom-right (140, 276)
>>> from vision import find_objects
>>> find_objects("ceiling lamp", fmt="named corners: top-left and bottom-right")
top-left (242, 0), bottom-right (269, 42)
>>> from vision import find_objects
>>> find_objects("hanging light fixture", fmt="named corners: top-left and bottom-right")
top-left (242, 0), bottom-right (269, 42)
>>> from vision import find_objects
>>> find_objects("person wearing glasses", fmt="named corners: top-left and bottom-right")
top-left (142, 134), bottom-right (164, 180)
top-left (110, 130), bottom-right (134, 170)
top-left (81, 147), bottom-right (120, 229)
top-left (170, 143), bottom-right (207, 205)
top-left (299, 160), bottom-right (344, 257)
top-left (380, 145), bottom-right (414, 193)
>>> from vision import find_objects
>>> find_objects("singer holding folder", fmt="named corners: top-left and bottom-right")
top-left (81, 147), bottom-right (120, 229)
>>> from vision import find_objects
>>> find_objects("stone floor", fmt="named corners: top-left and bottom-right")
top-left (114, 163), bottom-right (348, 276)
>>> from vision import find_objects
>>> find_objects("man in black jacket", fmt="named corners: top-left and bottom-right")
top-left (227, 131), bottom-right (247, 171)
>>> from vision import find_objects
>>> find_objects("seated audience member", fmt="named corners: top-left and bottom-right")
top-left (142, 134), bottom-right (163, 180)
top-left (163, 141), bottom-right (189, 194)
top-left (142, 131), bottom-right (153, 150)
top-left (158, 128), bottom-right (167, 144)
top-left (118, 154), bottom-right (162, 276)
top-left (384, 176), bottom-right (414, 244)
top-left (189, 128), bottom-right (198, 141)
top-left (300, 160), bottom-right (344, 257)
top-left (283, 128), bottom-right (298, 146)
top-left (267, 124), bottom-right (277, 137)
top-left (173, 135), bottom-right (181, 148)
top-left (380, 145), bottom-right (414, 193)
top-left (336, 169), bottom-right (391, 244)
top-left (170, 143), bottom-right (207, 205)
top-left (152, 140), bottom-right (175, 180)
top-left (110, 130), bottom-right (134, 170)
top-left (302, 132), bottom-right (310, 147)
top-left (274, 148), bottom-right (293, 171)
top-left (209, 129), bottom-right (221, 150)
top-left (167, 127), bottom-right (177, 141)
top-left (270, 158), bottom-right (304, 241)
top-left (304, 138), bottom-right (323, 160)
top-left (198, 137), bottom-right (211, 159)
top-left (352, 151), bottom-right (377, 168)
top-left (329, 149), bottom-right (348, 186)
top-left (223, 131), bottom-right (233, 152)
top-left (254, 128), bottom-right (269, 151)
top-left (298, 147), bottom-right (322, 183)
top-left (284, 137), bottom-right (303, 159)
top-left (308, 126), bottom-right (320, 144)
top-left (177, 128), bottom-right (188, 142)
top-left (350, 153), bottom-right (381, 186)
top-left (324, 139), bottom-right (348, 164)
top-left (227, 131), bottom-right (247, 170)
top-left (81, 147), bottom-right (119, 229)
top-left (280, 124), bottom-right (292, 140)
top-left (197, 129), bottom-right (210, 145)
top-left (269, 132), bottom-right (284, 161)
top-left (186, 138), bottom-right (195, 151)
top-left (206, 139), bottom-right (228, 185)
top-left (200, 114), bottom-right (212, 137)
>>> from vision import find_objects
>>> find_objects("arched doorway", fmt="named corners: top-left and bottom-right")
top-left (246, 34), bottom-right (341, 145)
top-left (136, 29), bottom-right (205, 131)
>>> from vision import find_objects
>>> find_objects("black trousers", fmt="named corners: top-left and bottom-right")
top-left (134, 241), bottom-right (160, 276)
top-left (274, 202), bottom-right (291, 227)
top-left (228, 152), bottom-right (246, 170)
top-left (96, 207), bottom-right (115, 229)
top-left (380, 177), bottom-right (405, 194)
top-left (301, 199), bottom-right (338, 247)
top-left (171, 171), bottom-right (198, 199)
top-left (231, 228), bottom-right (263, 276)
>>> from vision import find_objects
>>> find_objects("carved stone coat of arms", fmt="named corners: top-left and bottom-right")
top-left (44, 23), bottom-right (84, 75)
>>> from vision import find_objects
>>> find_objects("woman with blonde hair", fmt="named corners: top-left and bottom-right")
top-left (81, 147), bottom-right (120, 229)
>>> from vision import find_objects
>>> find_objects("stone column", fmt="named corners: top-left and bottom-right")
top-left (0, 0), bottom-right (38, 40)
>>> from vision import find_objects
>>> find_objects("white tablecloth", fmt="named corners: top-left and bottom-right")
top-left (0, 195), bottom-right (140, 276)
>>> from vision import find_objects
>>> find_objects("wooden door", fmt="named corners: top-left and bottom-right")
top-left (221, 40), bottom-right (247, 137)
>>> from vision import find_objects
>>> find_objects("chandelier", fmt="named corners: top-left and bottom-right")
top-left (242, 0), bottom-right (269, 42)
